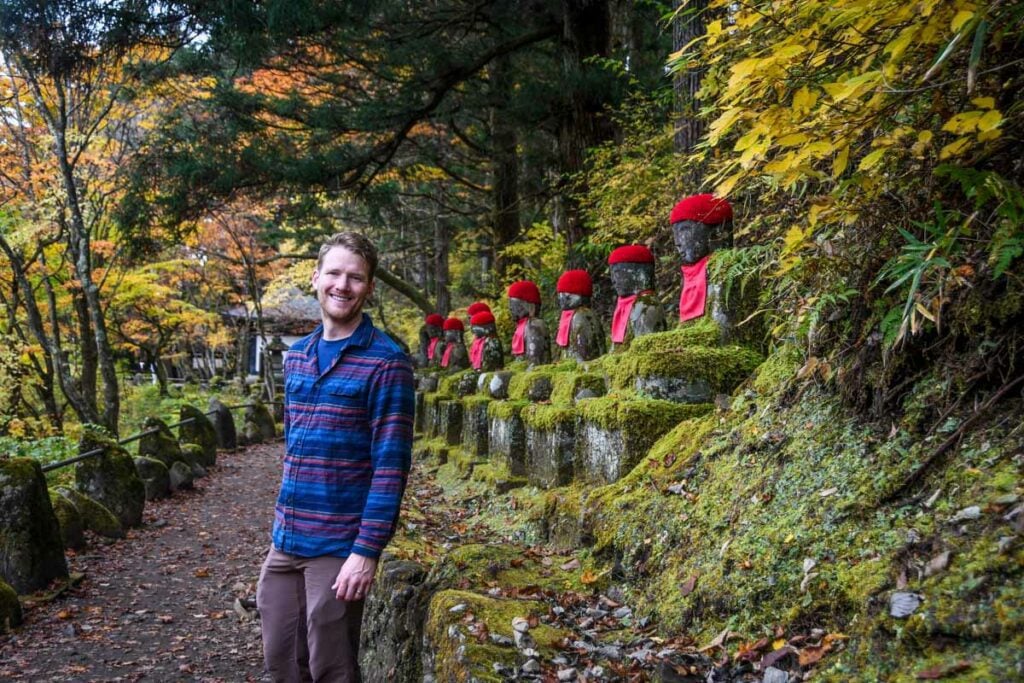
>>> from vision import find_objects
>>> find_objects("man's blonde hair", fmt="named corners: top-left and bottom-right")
top-left (316, 232), bottom-right (379, 278)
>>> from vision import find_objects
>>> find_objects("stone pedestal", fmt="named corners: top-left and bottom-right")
top-left (461, 397), bottom-right (490, 457)
top-left (487, 402), bottom-right (528, 477)
top-left (523, 405), bottom-right (577, 489)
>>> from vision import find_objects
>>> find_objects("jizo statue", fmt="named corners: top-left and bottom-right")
top-left (507, 280), bottom-right (551, 367)
top-left (469, 310), bottom-right (504, 371)
top-left (555, 269), bottom-right (604, 362)
top-left (439, 317), bottom-right (469, 371)
top-left (417, 313), bottom-right (445, 368)
top-left (608, 245), bottom-right (667, 348)
top-left (670, 193), bottom-right (734, 328)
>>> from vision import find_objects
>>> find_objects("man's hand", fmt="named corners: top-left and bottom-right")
top-left (331, 554), bottom-right (378, 601)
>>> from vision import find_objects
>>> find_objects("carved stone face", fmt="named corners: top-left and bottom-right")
top-left (672, 219), bottom-right (733, 264)
top-left (508, 297), bottom-right (537, 320)
top-left (610, 262), bottom-right (655, 297)
top-left (444, 329), bottom-right (463, 343)
top-left (557, 292), bottom-right (589, 310)
top-left (425, 324), bottom-right (442, 338)
top-left (471, 323), bottom-right (497, 338)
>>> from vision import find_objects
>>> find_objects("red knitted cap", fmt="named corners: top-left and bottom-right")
top-left (425, 313), bottom-right (444, 327)
top-left (507, 280), bottom-right (541, 304)
top-left (443, 317), bottom-right (464, 331)
top-left (608, 245), bottom-right (654, 265)
top-left (670, 194), bottom-right (733, 225)
top-left (466, 301), bottom-right (491, 316)
top-left (470, 311), bottom-right (495, 326)
top-left (556, 269), bottom-right (593, 296)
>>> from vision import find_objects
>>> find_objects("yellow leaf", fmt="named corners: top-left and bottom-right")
top-left (728, 57), bottom-right (764, 92)
top-left (977, 109), bottom-right (1003, 132)
top-left (707, 19), bottom-right (723, 36)
top-left (977, 128), bottom-right (1002, 142)
top-left (772, 44), bottom-right (806, 62)
top-left (791, 86), bottom-right (818, 114)
top-left (884, 26), bottom-right (918, 60)
top-left (773, 639), bottom-right (787, 650)
top-left (858, 148), bottom-right (887, 171)
top-left (714, 171), bottom-right (744, 197)
top-left (970, 97), bottom-right (995, 109)
top-left (776, 133), bottom-right (809, 148)
top-left (784, 533), bottom-right (795, 543)
top-left (736, 11), bottom-right (763, 29)
top-left (832, 146), bottom-right (850, 178)
top-left (782, 225), bottom-right (811, 255)
top-left (918, 130), bottom-right (934, 144)
top-left (939, 137), bottom-right (973, 159)
top-left (942, 111), bottom-right (983, 135)
top-left (734, 128), bottom-right (762, 152)
top-left (709, 107), bottom-right (743, 143)
top-left (951, 10), bottom-right (974, 33)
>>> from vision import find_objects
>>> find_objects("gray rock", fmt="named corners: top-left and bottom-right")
top-left (75, 428), bottom-right (145, 528)
top-left (558, 668), bottom-right (578, 681)
top-left (208, 398), bottom-right (237, 450)
top-left (179, 404), bottom-right (218, 467)
top-left (763, 666), bottom-right (789, 683)
top-left (133, 457), bottom-right (170, 500)
top-left (889, 591), bottom-right (923, 618)
top-left (168, 460), bottom-right (195, 492)
top-left (0, 459), bottom-right (68, 593)
top-left (522, 659), bottom-right (542, 674)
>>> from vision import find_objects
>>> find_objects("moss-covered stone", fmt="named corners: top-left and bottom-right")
top-left (412, 438), bottom-right (451, 467)
top-left (168, 460), bottom-right (195, 492)
top-left (575, 398), bottom-right (712, 483)
top-left (439, 369), bottom-right (480, 398)
top-left (414, 391), bottom-right (426, 434)
top-left (359, 557), bottom-right (430, 682)
top-left (56, 487), bottom-right (124, 540)
top-left (610, 345), bottom-right (763, 400)
top-left (423, 589), bottom-right (569, 683)
top-left (179, 404), bottom-right (217, 467)
top-left (243, 400), bottom-right (276, 443)
top-left (470, 462), bottom-right (527, 494)
top-left (549, 372), bottom-right (606, 404)
top-left (75, 427), bottom-right (145, 529)
top-left (750, 344), bottom-right (802, 396)
top-left (0, 578), bottom-right (22, 633)
top-left (422, 392), bottom-right (451, 440)
top-left (0, 458), bottom-right (68, 593)
top-left (137, 417), bottom-right (185, 468)
top-left (133, 456), bottom-right (171, 500)
top-left (436, 400), bottom-right (464, 446)
top-left (48, 489), bottom-right (85, 550)
top-left (522, 404), bottom-right (577, 489)
top-left (487, 401), bottom-right (529, 477)
top-left (631, 319), bottom-right (723, 354)
top-left (208, 397), bottom-right (238, 450)
top-left (180, 443), bottom-right (207, 477)
top-left (461, 396), bottom-right (491, 457)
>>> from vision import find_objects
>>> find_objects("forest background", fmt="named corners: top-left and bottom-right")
top-left (0, 0), bottom-right (1020, 464)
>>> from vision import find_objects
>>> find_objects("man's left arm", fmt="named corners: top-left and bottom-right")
top-left (332, 355), bottom-right (414, 600)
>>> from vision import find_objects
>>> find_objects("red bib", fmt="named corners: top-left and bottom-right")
top-left (611, 294), bottom-right (639, 344)
top-left (679, 256), bottom-right (709, 322)
top-left (441, 344), bottom-right (454, 367)
top-left (469, 336), bottom-right (486, 369)
top-left (511, 317), bottom-right (529, 355)
top-left (556, 309), bottom-right (575, 347)
top-left (427, 337), bottom-right (440, 360)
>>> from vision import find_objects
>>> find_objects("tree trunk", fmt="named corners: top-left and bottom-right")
top-left (673, 0), bottom-right (708, 155)
top-left (490, 53), bottom-right (522, 279)
top-left (433, 219), bottom-right (451, 315)
top-left (72, 289), bottom-right (99, 419)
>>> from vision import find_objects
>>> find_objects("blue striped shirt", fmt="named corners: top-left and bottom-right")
top-left (273, 314), bottom-right (414, 559)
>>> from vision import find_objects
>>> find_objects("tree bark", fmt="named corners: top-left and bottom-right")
top-left (490, 53), bottom-right (521, 279)
top-left (433, 218), bottom-right (451, 315)
top-left (672, 0), bottom-right (708, 155)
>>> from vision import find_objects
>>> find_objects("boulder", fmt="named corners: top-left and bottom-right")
top-left (57, 488), bottom-right (124, 539)
top-left (134, 456), bottom-right (171, 500)
top-left (359, 558), bottom-right (430, 681)
top-left (0, 578), bottom-right (22, 633)
top-left (180, 443), bottom-right (207, 477)
top-left (169, 461), bottom-right (195, 492)
top-left (179, 404), bottom-right (217, 467)
top-left (48, 489), bottom-right (86, 550)
top-left (75, 428), bottom-right (145, 529)
top-left (243, 400), bottom-right (276, 444)
top-left (208, 397), bottom-right (238, 450)
top-left (0, 458), bottom-right (68, 593)
top-left (137, 417), bottom-right (185, 469)
top-left (488, 401), bottom-right (528, 477)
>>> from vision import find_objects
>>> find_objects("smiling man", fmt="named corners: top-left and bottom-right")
top-left (257, 232), bottom-right (414, 682)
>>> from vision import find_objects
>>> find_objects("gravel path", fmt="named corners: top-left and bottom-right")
top-left (0, 443), bottom-right (283, 683)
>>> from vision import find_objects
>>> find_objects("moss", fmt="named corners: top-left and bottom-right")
top-left (487, 400), bottom-right (529, 421)
top-left (521, 404), bottom-right (577, 431)
top-left (577, 396), bottom-right (711, 436)
top-left (57, 487), bottom-right (124, 539)
top-left (75, 447), bottom-right (146, 528)
top-left (48, 489), bottom-right (85, 550)
top-left (424, 589), bottom-right (568, 682)
top-left (0, 578), bottom-right (21, 633)
top-left (0, 458), bottom-right (68, 593)
top-left (470, 462), bottom-right (527, 494)
top-left (631, 319), bottom-right (722, 354)
top-left (750, 344), bottom-right (803, 396)
top-left (179, 404), bottom-right (218, 467)
top-left (549, 372), bottom-right (606, 404)
top-left (609, 345), bottom-right (763, 392)
top-left (429, 543), bottom-right (604, 594)
top-left (439, 369), bottom-right (479, 397)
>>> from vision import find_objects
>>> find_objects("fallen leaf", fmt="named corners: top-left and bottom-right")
top-left (580, 570), bottom-right (599, 585)
top-left (680, 574), bottom-right (698, 596)
top-left (915, 660), bottom-right (972, 679)
top-left (799, 643), bottom-right (828, 666)
top-left (560, 558), bottom-right (581, 571)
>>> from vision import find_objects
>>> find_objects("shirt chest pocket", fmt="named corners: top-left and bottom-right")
top-left (322, 380), bottom-right (370, 426)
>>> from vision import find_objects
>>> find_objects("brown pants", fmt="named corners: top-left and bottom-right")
top-left (257, 547), bottom-right (364, 683)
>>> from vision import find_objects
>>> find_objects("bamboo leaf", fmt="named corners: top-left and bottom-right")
top-left (967, 20), bottom-right (988, 94)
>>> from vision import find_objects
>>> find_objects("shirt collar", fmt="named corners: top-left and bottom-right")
top-left (302, 314), bottom-right (374, 357)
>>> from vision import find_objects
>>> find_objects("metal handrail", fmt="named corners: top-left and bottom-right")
top-left (37, 401), bottom-right (279, 473)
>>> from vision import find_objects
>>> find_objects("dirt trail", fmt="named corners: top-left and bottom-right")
top-left (0, 443), bottom-right (283, 683)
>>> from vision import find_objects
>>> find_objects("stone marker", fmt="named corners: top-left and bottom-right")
top-left (608, 245), bottom-right (666, 349)
top-left (0, 458), bottom-right (68, 593)
top-left (507, 280), bottom-right (551, 367)
top-left (554, 269), bottom-right (604, 362)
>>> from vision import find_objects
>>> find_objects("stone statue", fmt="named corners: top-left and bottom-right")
top-left (507, 280), bottom-right (551, 367)
top-left (555, 269), bottom-right (604, 362)
top-left (608, 245), bottom-right (666, 348)
top-left (670, 193), bottom-right (734, 325)
top-left (417, 313), bottom-right (445, 368)
top-left (439, 318), bottom-right (469, 371)
top-left (466, 301), bottom-right (491, 319)
top-left (469, 310), bottom-right (504, 371)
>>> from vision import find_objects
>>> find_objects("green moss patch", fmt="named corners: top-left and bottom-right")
top-left (631, 319), bottom-right (722, 354)
top-left (0, 579), bottom-right (21, 633)
top-left (471, 462), bottom-right (527, 494)
top-left (609, 345), bottom-right (763, 392)
top-left (521, 404), bottom-right (577, 430)
top-left (56, 487), bottom-right (124, 540)
top-left (577, 397), bottom-right (711, 436)
top-left (487, 400), bottom-right (529, 421)
top-left (549, 372), bottom-right (606, 404)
